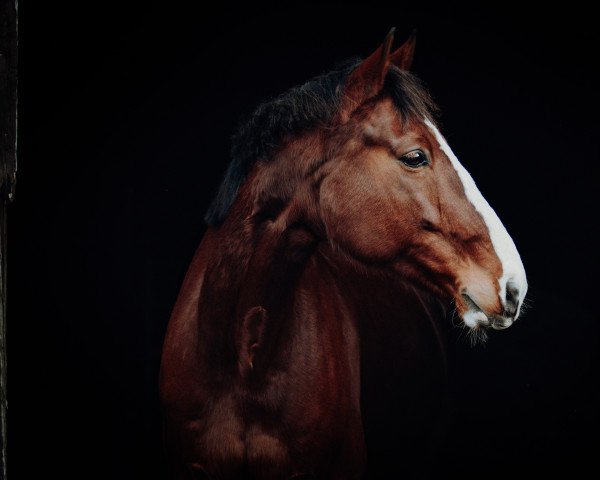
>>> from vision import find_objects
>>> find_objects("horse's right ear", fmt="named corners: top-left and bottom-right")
top-left (341, 28), bottom-right (395, 115)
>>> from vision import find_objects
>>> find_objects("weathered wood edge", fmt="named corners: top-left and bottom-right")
top-left (0, 1), bottom-right (18, 478)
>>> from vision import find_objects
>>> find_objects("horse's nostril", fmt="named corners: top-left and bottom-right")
top-left (504, 302), bottom-right (517, 317)
top-left (504, 281), bottom-right (520, 317)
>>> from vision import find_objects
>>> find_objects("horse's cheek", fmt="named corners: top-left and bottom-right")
top-left (319, 173), bottom-right (400, 261)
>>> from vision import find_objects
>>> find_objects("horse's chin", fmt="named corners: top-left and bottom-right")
top-left (462, 309), bottom-right (490, 329)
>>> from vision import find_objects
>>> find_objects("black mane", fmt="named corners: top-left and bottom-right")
top-left (204, 59), bottom-right (437, 226)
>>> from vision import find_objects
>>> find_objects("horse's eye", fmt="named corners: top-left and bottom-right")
top-left (399, 150), bottom-right (429, 168)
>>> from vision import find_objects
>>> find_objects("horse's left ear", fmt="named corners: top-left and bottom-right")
top-left (342, 28), bottom-right (395, 113)
top-left (238, 306), bottom-right (267, 375)
top-left (390, 30), bottom-right (416, 70)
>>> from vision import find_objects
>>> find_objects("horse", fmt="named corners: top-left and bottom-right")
top-left (159, 29), bottom-right (527, 479)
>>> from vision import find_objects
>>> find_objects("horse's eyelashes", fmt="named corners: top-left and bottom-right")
top-left (398, 149), bottom-right (429, 168)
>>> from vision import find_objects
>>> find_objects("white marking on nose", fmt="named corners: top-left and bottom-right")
top-left (424, 118), bottom-right (528, 318)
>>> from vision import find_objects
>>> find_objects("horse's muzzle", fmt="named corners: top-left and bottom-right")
top-left (461, 283), bottom-right (523, 330)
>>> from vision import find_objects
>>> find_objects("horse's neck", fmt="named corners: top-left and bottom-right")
top-left (196, 215), bottom-right (321, 373)
top-left (194, 213), bottom-right (447, 378)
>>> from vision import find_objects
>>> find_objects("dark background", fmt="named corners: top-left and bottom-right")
top-left (11, 2), bottom-right (599, 479)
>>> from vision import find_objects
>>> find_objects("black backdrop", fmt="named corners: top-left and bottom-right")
top-left (11, 2), bottom-right (599, 479)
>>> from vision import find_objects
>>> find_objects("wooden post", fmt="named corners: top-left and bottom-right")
top-left (0, 1), bottom-right (18, 478)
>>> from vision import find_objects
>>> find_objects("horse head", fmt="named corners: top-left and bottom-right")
top-left (215, 29), bottom-right (527, 337)
top-left (317, 30), bottom-right (527, 334)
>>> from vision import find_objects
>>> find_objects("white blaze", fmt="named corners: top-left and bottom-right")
top-left (424, 118), bottom-right (528, 318)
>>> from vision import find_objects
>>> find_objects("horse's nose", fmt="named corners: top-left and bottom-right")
top-left (504, 281), bottom-right (520, 317)
top-left (491, 280), bottom-right (523, 330)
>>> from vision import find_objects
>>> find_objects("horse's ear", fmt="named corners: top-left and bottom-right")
top-left (238, 306), bottom-right (267, 375)
top-left (188, 463), bottom-right (211, 480)
top-left (342, 28), bottom-right (395, 113)
top-left (390, 30), bottom-right (416, 71)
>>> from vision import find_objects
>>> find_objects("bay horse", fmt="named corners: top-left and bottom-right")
top-left (160, 29), bottom-right (527, 479)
